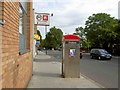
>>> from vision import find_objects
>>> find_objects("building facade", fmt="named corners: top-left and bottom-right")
top-left (0, 1), bottom-right (33, 88)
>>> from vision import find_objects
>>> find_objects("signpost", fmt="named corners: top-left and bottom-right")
top-left (35, 13), bottom-right (50, 54)
top-left (35, 13), bottom-right (50, 26)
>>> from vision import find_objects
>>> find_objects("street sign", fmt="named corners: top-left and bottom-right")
top-left (35, 13), bottom-right (50, 26)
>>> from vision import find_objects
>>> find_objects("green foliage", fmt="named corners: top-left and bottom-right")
top-left (115, 20), bottom-right (120, 43)
top-left (44, 26), bottom-right (63, 49)
top-left (75, 27), bottom-right (85, 39)
top-left (84, 13), bottom-right (118, 50)
top-left (40, 39), bottom-right (45, 47)
top-left (74, 27), bottom-right (89, 48)
top-left (73, 13), bottom-right (119, 54)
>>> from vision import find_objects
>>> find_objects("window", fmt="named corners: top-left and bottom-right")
top-left (19, 3), bottom-right (27, 54)
top-left (19, 7), bottom-right (23, 34)
top-left (0, 2), bottom-right (3, 25)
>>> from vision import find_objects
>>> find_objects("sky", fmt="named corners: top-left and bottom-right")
top-left (33, 0), bottom-right (119, 39)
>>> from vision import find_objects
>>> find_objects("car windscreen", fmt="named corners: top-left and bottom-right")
top-left (99, 49), bottom-right (108, 54)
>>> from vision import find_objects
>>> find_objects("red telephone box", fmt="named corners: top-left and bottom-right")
top-left (62, 34), bottom-right (80, 78)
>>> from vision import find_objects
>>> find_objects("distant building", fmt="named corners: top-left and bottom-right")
top-left (0, 1), bottom-right (33, 88)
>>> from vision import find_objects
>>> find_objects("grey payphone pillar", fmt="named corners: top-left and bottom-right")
top-left (62, 34), bottom-right (80, 78)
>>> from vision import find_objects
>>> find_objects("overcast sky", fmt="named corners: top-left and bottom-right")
top-left (33, 0), bottom-right (119, 39)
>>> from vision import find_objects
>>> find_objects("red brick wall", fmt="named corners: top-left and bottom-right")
top-left (0, 25), bottom-right (2, 89)
top-left (2, 1), bottom-right (33, 88)
top-left (0, 2), bottom-right (3, 89)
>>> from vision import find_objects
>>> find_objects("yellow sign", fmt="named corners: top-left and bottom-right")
top-left (34, 34), bottom-right (40, 40)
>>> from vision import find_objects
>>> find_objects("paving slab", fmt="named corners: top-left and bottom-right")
top-left (27, 51), bottom-right (104, 88)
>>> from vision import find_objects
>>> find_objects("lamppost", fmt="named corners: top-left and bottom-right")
top-left (45, 25), bottom-right (47, 54)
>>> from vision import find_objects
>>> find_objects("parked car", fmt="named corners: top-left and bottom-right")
top-left (90, 49), bottom-right (112, 60)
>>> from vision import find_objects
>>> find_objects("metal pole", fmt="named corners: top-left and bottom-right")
top-left (32, 9), bottom-right (35, 76)
top-left (45, 25), bottom-right (47, 54)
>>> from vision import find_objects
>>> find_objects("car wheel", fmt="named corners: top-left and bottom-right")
top-left (91, 55), bottom-right (93, 59)
top-left (108, 58), bottom-right (111, 60)
top-left (98, 56), bottom-right (101, 60)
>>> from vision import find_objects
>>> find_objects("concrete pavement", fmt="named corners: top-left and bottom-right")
top-left (27, 51), bottom-right (104, 88)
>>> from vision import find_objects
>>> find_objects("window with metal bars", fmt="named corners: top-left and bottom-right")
top-left (19, 2), bottom-right (27, 54)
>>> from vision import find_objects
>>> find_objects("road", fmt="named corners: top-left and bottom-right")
top-left (80, 53), bottom-right (118, 88)
top-left (41, 50), bottom-right (118, 88)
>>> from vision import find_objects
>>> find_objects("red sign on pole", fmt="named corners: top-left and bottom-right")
top-left (43, 15), bottom-right (48, 21)
top-left (35, 13), bottom-right (50, 26)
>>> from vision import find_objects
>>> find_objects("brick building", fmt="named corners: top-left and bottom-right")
top-left (0, 23), bottom-right (2, 89)
top-left (0, 1), bottom-right (33, 88)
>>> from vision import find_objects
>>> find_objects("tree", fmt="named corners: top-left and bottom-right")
top-left (84, 13), bottom-right (118, 53)
top-left (45, 26), bottom-right (63, 49)
top-left (112, 19), bottom-right (120, 55)
top-left (40, 39), bottom-right (45, 48)
top-left (74, 27), bottom-right (90, 49)
top-left (75, 27), bottom-right (85, 38)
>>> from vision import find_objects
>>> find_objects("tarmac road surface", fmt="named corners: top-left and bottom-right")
top-left (43, 50), bottom-right (118, 88)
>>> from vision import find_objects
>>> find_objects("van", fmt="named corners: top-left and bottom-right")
top-left (90, 49), bottom-right (112, 60)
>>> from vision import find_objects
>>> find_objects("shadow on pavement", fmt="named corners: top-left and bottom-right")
top-left (33, 71), bottom-right (61, 78)
top-left (34, 59), bottom-right (55, 62)
top-left (34, 57), bottom-right (61, 63)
